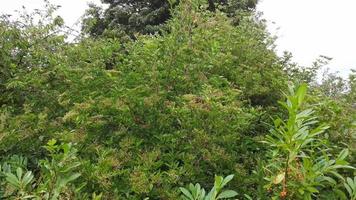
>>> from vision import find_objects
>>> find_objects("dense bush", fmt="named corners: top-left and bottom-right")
top-left (0, 0), bottom-right (354, 199)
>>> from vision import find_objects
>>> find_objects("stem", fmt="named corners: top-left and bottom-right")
top-left (282, 153), bottom-right (290, 199)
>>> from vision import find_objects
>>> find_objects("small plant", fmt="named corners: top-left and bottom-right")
top-left (180, 174), bottom-right (238, 200)
top-left (0, 156), bottom-right (34, 199)
top-left (344, 177), bottom-right (356, 200)
top-left (265, 83), bottom-right (355, 199)
top-left (37, 139), bottom-right (81, 199)
top-left (0, 140), bottom-right (81, 199)
top-left (3, 167), bottom-right (35, 199)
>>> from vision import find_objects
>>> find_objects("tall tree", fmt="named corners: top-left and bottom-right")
top-left (82, 0), bottom-right (258, 38)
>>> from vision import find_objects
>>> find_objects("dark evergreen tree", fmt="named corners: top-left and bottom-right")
top-left (82, 0), bottom-right (258, 38)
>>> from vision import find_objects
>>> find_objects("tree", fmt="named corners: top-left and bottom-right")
top-left (0, 3), bottom-right (66, 108)
top-left (82, 0), bottom-right (259, 38)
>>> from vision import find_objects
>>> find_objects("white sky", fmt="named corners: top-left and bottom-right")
top-left (0, 0), bottom-right (355, 78)
top-left (0, 0), bottom-right (102, 28)
top-left (257, 0), bottom-right (356, 78)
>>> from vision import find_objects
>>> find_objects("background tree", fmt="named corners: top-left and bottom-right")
top-left (82, 0), bottom-right (258, 38)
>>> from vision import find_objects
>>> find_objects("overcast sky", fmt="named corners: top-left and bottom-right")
top-left (1, 0), bottom-right (355, 78)
top-left (0, 0), bottom-right (102, 28)
top-left (257, 0), bottom-right (356, 78)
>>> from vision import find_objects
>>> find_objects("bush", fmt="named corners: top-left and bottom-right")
top-left (0, 0), bottom-right (354, 199)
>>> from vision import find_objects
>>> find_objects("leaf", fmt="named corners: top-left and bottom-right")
top-left (201, 189), bottom-right (206, 199)
top-left (346, 177), bottom-right (354, 188)
top-left (244, 194), bottom-right (253, 200)
top-left (188, 183), bottom-right (195, 192)
top-left (205, 186), bottom-right (216, 200)
top-left (298, 188), bottom-right (305, 195)
top-left (21, 195), bottom-right (37, 199)
top-left (47, 139), bottom-right (57, 146)
top-left (329, 171), bottom-right (345, 181)
top-left (217, 190), bottom-right (238, 199)
top-left (306, 186), bottom-right (319, 193)
top-left (168, 0), bottom-right (177, 6)
top-left (333, 189), bottom-right (347, 200)
top-left (60, 173), bottom-right (81, 187)
top-left (60, 162), bottom-right (81, 173)
top-left (69, 172), bottom-right (81, 181)
top-left (16, 167), bottom-right (23, 179)
top-left (5, 173), bottom-right (20, 188)
top-left (221, 174), bottom-right (234, 188)
top-left (214, 175), bottom-right (224, 188)
top-left (344, 183), bottom-right (352, 197)
top-left (296, 83), bottom-right (307, 107)
top-left (273, 173), bottom-right (285, 185)
top-left (180, 187), bottom-right (194, 200)
top-left (188, 183), bottom-right (196, 197)
top-left (337, 149), bottom-right (349, 161)
top-left (319, 176), bottom-right (336, 185)
top-left (22, 171), bottom-right (34, 186)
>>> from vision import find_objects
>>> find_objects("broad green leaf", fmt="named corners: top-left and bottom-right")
top-left (16, 167), bottom-right (23, 179)
top-left (337, 149), bottom-right (349, 161)
top-left (5, 173), bottom-right (20, 188)
top-left (221, 174), bottom-right (234, 188)
top-left (306, 186), bottom-right (319, 193)
top-left (217, 190), bottom-right (238, 199)
top-left (23, 171), bottom-right (34, 186)
top-left (214, 175), bottom-right (224, 188)
top-left (344, 183), bottom-right (352, 197)
top-left (180, 187), bottom-right (194, 200)
top-left (296, 83), bottom-right (307, 107)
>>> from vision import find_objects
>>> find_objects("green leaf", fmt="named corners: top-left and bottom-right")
top-left (5, 173), bottom-right (20, 188)
top-left (221, 174), bottom-right (234, 188)
top-left (344, 183), bottom-right (352, 197)
top-left (319, 176), bottom-right (336, 185)
top-left (244, 194), bottom-right (253, 200)
top-left (22, 171), bottom-right (34, 186)
top-left (62, 173), bottom-right (81, 186)
top-left (180, 187), bottom-right (194, 200)
top-left (214, 175), bottom-right (224, 188)
top-left (337, 149), bottom-right (349, 161)
top-left (306, 186), bottom-right (319, 193)
top-left (296, 83), bottom-right (307, 107)
top-left (329, 171), bottom-right (345, 181)
top-left (333, 189), bottom-right (347, 200)
top-left (346, 177), bottom-right (355, 191)
top-left (21, 195), bottom-right (37, 199)
top-left (217, 190), bottom-right (238, 199)
top-left (16, 167), bottom-right (23, 179)
top-left (47, 139), bottom-right (57, 146)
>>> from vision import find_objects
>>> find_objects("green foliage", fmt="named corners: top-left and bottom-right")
top-left (265, 84), bottom-right (355, 199)
top-left (282, 53), bottom-right (331, 85)
top-left (37, 139), bottom-right (81, 199)
top-left (0, 0), bottom-right (354, 199)
top-left (3, 167), bottom-right (34, 198)
top-left (0, 1), bottom-right (66, 108)
top-left (82, 0), bottom-right (259, 38)
top-left (344, 177), bottom-right (356, 200)
top-left (180, 175), bottom-right (238, 200)
top-left (0, 140), bottom-right (80, 199)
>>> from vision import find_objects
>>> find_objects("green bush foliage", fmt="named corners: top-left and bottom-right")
top-left (0, 0), bottom-right (354, 199)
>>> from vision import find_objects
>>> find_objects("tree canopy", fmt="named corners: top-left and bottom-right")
top-left (82, 0), bottom-right (259, 37)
